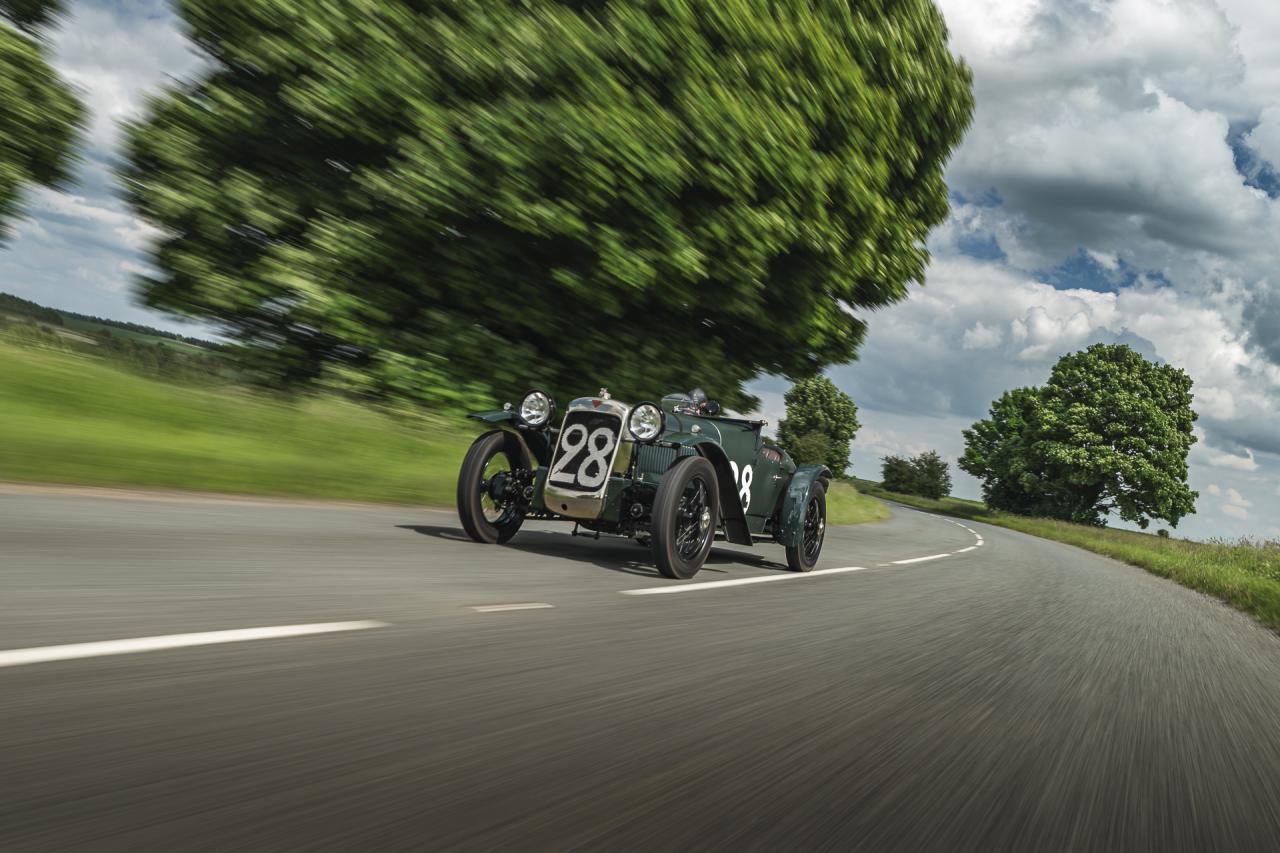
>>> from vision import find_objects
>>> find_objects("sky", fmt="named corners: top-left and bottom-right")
top-left (4, 0), bottom-right (1280, 541)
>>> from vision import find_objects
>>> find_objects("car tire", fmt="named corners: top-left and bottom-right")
top-left (652, 456), bottom-right (720, 579)
top-left (457, 431), bottom-right (530, 544)
top-left (785, 481), bottom-right (826, 572)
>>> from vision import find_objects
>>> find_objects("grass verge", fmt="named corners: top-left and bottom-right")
top-left (0, 344), bottom-right (472, 505)
top-left (826, 481), bottom-right (892, 526)
top-left (852, 478), bottom-right (1280, 632)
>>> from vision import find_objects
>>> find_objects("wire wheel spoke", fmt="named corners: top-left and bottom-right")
top-left (675, 478), bottom-right (709, 560)
top-left (803, 496), bottom-right (824, 559)
top-left (479, 452), bottom-right (517, 524)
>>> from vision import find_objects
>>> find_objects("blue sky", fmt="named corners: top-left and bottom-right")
top-left (6, 0), bottom-right (1280, 541)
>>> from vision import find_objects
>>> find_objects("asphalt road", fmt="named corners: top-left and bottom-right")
top-left (4, 487), bottom-right (1280, 851)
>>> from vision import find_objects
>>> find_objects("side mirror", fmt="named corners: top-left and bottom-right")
top-left (705, 400), bottom-right (721, 416)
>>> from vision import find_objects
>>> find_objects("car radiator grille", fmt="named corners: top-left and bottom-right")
top-left (635, 444), bottom-right (698, 477)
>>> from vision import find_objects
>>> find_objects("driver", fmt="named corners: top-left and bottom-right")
top-left (672, 388), bottom-right (717, 416)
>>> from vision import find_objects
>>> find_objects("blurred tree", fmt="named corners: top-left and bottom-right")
top-left (1, 0), bottom-right (64, 28)
top-left (0, 0), bottom-right (83, 240)
top-left (124, 0), bottom-right (972, 411)
top-left (960, 344), bottom-right (1199, 528)
top-left (777, 376), bottom-right (859, 475)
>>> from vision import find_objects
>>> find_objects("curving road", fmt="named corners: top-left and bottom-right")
top-left (3, 486), bottom-right (1280, 850)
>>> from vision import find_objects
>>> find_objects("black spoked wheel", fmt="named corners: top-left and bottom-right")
top-left (457, 431), bottom-right (531, 544)
top-left (786, 481), bottom-right (826, 572)
top-left (652, 456), bottom-right (720, 579)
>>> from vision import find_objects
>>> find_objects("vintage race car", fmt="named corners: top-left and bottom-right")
top-left (456, 388), bottom-right (830, 578)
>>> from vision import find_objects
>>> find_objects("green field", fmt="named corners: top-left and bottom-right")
top-left (0, 343), bottom-right (473, 505)
top-left (0, 343), bottom-right (889, 529)
top-left (854, 479), bottom-right (1280, 631)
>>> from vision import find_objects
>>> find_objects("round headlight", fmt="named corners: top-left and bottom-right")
top-left (628, 402), bottom-right (664, 443)
top-left (518, 390), bottom-right (554, 428)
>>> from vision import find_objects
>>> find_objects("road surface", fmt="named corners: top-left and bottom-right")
top-left (3, 487), bottom-right (1280, 851)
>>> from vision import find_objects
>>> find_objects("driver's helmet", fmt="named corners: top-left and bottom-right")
top-left (670, 388), bottom-right (708, 415)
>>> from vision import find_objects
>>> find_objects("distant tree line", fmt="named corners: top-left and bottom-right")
top-left (88, 329), bottom-right (225, 380)
top-left (881, 451), bottom-right (952, 500)
top-left (0, 315), bottom-right (226, 382)
top-left (0, 291), bottom-right (62, 325)
top-left (0, 292), bottom-right (216, 350)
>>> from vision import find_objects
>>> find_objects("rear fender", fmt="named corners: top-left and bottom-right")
top-left (777, 465), bottom-right (831, 547)
top-left (669, 437), bottom-right (752, 546)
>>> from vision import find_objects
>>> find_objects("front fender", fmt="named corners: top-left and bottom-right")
top-left (468, 409), bottom-right (516, 424)
top-left (466, 411), bottom-right (553, 466)
top-left (667, 436), bottom-right (753, 546)
top-left (777, 465), bottom-right (831, 547)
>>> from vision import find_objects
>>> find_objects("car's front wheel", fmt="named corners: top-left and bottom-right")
top-left (785, 481), bottom-right (826, 572)
top-left (652, 456), bottom-right (720, 579)
top-left (457, 431), bottom-right (531, 544)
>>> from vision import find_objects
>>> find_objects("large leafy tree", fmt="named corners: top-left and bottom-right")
top-left (960, 344), bottom-right (1198, 528)
top-left (777, 375), bottom-right (859, 475)
top-left (124, 0), bottom-right (973, 410)
top-left (0, 0), bottom-right (83, 239)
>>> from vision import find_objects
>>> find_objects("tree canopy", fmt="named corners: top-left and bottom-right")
top-left (0, 0), bottom-right (83, 240)
top-left (881, 450), bottom-right (951, 499)
top-left (959, 344), bottom-right (1198, 528)
top-left (777, 375), bottom-right (859, 475)
top-left (124, 0), bottom-right (973, 410)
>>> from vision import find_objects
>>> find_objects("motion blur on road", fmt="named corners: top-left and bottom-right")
top-left (4, 488), bottom-right (1280, 850)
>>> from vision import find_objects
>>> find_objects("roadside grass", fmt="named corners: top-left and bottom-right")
top-left (852, 477), bottom-right (1280, 631)
top-left (851, 478), bottom-right (989, 519)
top-left (826, 480), bottom-right (892, 526)
top-left (0, 343), bottom-right (472, 505)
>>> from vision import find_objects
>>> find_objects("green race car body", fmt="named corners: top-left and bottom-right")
top-left (457, 388), bottom-right (830, 577)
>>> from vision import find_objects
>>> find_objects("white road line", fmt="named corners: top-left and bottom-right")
top-left (470, 603), bottom-right (555, 612)
top-left (620, 566), bottom-right (870, 595)
top-left (0, 621), bottom-right (388, 669)
top-left (621, 508), bottom-right (986, 598)
top-left (891, 553), bottom-right (951, 565)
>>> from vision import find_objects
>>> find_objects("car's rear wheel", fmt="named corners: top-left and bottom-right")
top-left (652, 456), bottom-right (720, 579)
top-left (785, 481), bottom-right (826, 572)
top-left (457, 431), bottom-right (530, 544)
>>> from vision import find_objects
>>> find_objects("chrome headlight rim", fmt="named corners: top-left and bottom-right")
top-left (628, 401), bottom-right (665, 443)
top-left (517, 389), bottom-right (555, 429)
